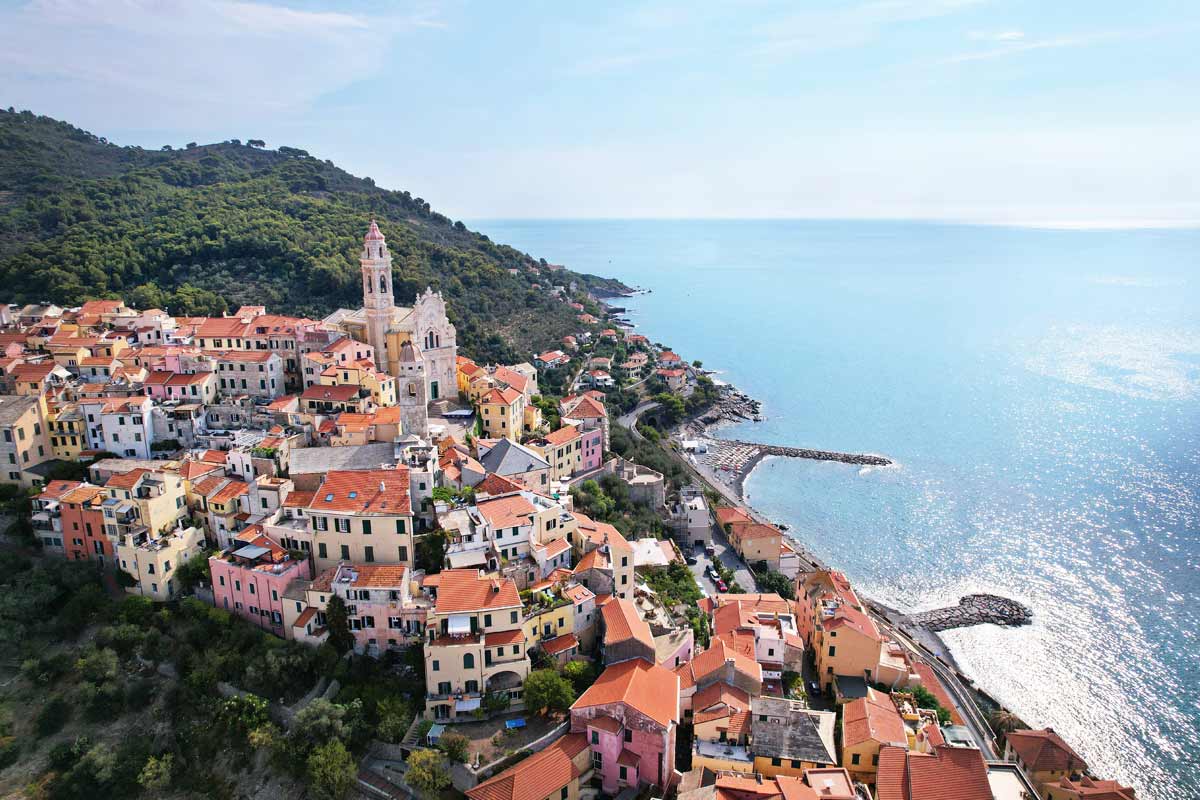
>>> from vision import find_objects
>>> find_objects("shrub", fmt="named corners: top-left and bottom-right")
top-left (35, 696), bottom-right (72, 738)
top-left (407, 748), bottom-right (450, 796)
top-left (439, 731), bottom-right (470, 763)
top-left (523, 669), bottom-right (574, 715)
top-left (307, 740), bottom-right (355, 800)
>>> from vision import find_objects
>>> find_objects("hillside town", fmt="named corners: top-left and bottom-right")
top-left (0, 222), bottom-right (1135, 800)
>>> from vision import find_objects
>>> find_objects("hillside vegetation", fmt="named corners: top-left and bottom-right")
top-left (0, 109), bottom-right (625, 363)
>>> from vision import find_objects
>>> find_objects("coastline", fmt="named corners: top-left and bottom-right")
top-left (674, 381), bottom-right (973, 678)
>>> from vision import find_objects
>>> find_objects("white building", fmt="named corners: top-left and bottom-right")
top-left (80, 396), bottom-right (155, 459)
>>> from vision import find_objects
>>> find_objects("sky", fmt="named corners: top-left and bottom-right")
top-left (1, 0), bottom-right (1198, 224)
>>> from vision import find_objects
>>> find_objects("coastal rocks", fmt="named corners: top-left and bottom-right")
top-left (909, 594), bottom-right (1033, 632)
top-left (719, 439), bottom-right (892, 467)
top-left (688, 388), bottom-right (763, 432)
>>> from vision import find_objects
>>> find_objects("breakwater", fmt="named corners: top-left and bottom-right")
top-left (719, 439), bottom-right (891, 466)
top-left (909, 594), bottom-right (1033, 632)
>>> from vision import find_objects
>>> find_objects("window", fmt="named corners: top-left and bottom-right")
top-left (791, 760), bottom-right (802, 769)
top-left (336, 518), bottom-right (350, 533)
top-left (510, 611), bottom-right (518, 624)
top-left (362, 520), bottom-right (372, 535)
top-left (248, 583), bottom-right (256, 595)
top-left (432, 660), bottom-right (440, 671)
top-left (619, 767), bottom-right (628, 781)
top-left (364, 546), bottom-right (374, 562)
top-left (340, 545), bottom-right (350, 560)
top-left (484, 614), bottom-right (492, 627)
top-left (592, 752), bottom-right (602, 769)
top-left (828, 646), bottom-right (836, 657)
top-left (872, 754), bottom-right (879, 767)
top-left (624, 729), bottom-right (632, 743)
top-left (396, 519), bottom-right (406, 534)
top-left (772, 758), bottom-right (782, 767)
top-left (851, 753), bottom-right (861, 766)
top-left (318, 542), bottom-right (328, 559)
top-left (561, 788), bottom-right (568, 800)
top-left (399, 545), bottom-right (408, 561)
top-left (464, 654), bottom-right (474, 669)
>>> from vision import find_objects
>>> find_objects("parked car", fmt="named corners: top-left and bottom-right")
top-left (685, 554), bottom-right (698, 565)
top-left (716, 579), bottom-right (728, 593)
top-left (705, 544), bottom-right (716, 557)
top-left (807, 681), bottom-right (821, 697)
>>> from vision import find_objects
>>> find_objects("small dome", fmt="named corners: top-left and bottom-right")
top-left (364, 219), bottom-right (385, 242)
top-left (398, 340), bottom-right (424, 363)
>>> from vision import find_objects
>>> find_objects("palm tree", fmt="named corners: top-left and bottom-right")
top-left (989, 708), bottom-right (1026, 735)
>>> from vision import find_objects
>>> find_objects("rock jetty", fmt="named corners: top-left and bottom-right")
top-left (909, 594), bottom-right (1033, 632)
top-left (690, 390), bottom-right (763, 430)
top-left (718, 439), bottom-right (892, 467)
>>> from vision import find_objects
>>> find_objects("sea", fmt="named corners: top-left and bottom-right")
top-left (472, 219), bottom-right (1200, 799)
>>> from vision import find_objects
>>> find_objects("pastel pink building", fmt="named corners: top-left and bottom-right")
top-left (328, 563), bottom-right (426, 655)
top-left (570, 658), bottom-right (681, 794)
top-left (580, 427), bottom-right (604, 473)
top-left (143, 370), bottom-right (217, 403)
top-left (210, 528), bottom-right (310, 634)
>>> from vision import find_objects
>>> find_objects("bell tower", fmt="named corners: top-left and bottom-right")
top-left (361, 220), bottom-right (393, 372)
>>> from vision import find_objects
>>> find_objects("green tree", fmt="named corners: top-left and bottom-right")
top-left (438, 730), bottom-right (470, 763)
top-left (306, 740), bottom-right (356, 800)
top-left (325, 595), bottom-right (355, 654)
top-left (138, 753), bottom-right (173, 792)
top-left (173, 550), bottom-right (214, 593)
top-left (415, 531), bottom-right (448, 575)
top-left (523, 669), bottom-right (575, 714)
top-left (407, 749), bottom-right (451, 796)
top-left (755, 571), bottom-right (794, 600)
top-left (562, 660), bottom-right (598, 694)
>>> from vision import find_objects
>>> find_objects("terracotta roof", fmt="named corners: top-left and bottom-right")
top-left (301, 384), bottom-right (361, 402)
top-left (574, 513), bottom-right (631, 553)
top-left (105, 468), bottom-right (151, 490)
top-left (434, 569), bottom-right (521, 614)
top-left (493, 365), bottom-right (529, 393)
top-left (561, 395), bottom-right (607, 420)
top-left (540, 425), bottom-right (580, 447)
top-left (842, 688), bottom-right (907, 749)
top-left (735, 523), bottom-right (782, 541)
top-left (1042, 776), bottom-right (1136, 799)
top-left (1004, 728), bottom-right (1087, 774)
top-left (487, 628), bottom-right (525, 646)
top-left (910, 662), bottom-right (963, 725)
top-left (601, 597), bottom-right (655, 651)
top-left (543, 633), bottom-right (579, 656)
top-left (466, 733), bottom-right (587, 800)
top-left (60, 483), bottom-right (103, 504)
top-left (684, 637), bottom-right (762, 684)
top-left (309, 469), bottom-right (412, 515)
top-left (344, 564), bottom-right (408, 588)
top-left (481, 386), bottom-right (522, 406)
top-left (563, 583), bottom-right (594, 604)
top-left (211, 479), bottom-right (250, 504)
top-left (476, 473), bottom-right (528, 496)
top-left (875, 744), bottom-right (992, 800)
top-left (283, 490), bottom-right (315, 508)
top-left (715, 506), bottom-right (754, 527)
top-left (476, 493), bottom-right (537, 530)
top-left (823, 604), bottom-right (881, 641)
top-left (572, 658), bottom-right (680, 726)
top-left (693, 682), bottom-right (751, 714)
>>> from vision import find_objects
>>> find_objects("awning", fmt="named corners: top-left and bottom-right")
top-left (456, 696), bottom-right (481, 712)
top-left (427, 723), bottom-right (445, 743)
top-left (447, 615), bottom-right (472, 635)
top-left (447, 549), bottom-right (488, 568)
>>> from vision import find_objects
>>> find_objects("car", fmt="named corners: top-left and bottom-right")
top-left (685, 554), bottom-right (698, 565)
top-left (716, 579), bottom-right (728, 593)
top-left (706, 565), bottom-right (720, 580)
top-left (705, 544), bottom-right (716, 557)
top-left (807, 681), bottom-right (821, 697)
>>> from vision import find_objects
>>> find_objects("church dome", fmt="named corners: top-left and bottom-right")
top-left (398, 340), bottom-right (424, 363)
top-left (364, 219), bottom-right (385, 242)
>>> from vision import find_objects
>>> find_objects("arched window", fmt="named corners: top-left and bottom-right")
top-left (366, 275), bottom-right (372, 293)
top-left (379, 274), bottom-right (387, 294)
top-left (463, 653), bottom-right (475, 669)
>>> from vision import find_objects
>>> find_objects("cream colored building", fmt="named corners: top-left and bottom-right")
top-left (116, 524), bottom-right (205, 601)
top-left (424, 569), bottom-right (530, 720)
top-left (307, 469), bottom-right (416, 572)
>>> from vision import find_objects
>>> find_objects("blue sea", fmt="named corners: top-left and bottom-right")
top-left (472, 219), bottom-right (1200, 799)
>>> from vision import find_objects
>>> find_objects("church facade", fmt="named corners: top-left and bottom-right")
top-left (324, 221), bottom-right (458, 436)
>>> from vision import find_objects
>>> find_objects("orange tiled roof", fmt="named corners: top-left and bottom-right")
top-left (875, 744), bottom-right (992, 800)
top-left (309, 469), bottom-right (411, 515)
top-left (466, 733), bottom-right (587, 800)
top-left (572, 658), bottom-right (679, 727)
top-left (345, 564), bottom-right (408, 588)
top-left (842, 688), bottom-right (907, 749)
top-left (1004, 728), bottom-right (1088, 774)
top-left (601, 597), bottom-right (654, 651)
top-left (434, 569), bottom-right (521, 614)
top-left (540, 425), bottom-right (579, 447)
top-left (542, 633), bottom-right (578, 656)
top-left (481, 386), bottom-right (522, 406)
top-left (476, 493), bottom-right (537, 530)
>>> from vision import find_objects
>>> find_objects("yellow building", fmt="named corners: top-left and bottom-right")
top-left (424, 569), bottom-right (531, 721)
top-left (116, 524), bottom-right (205, 601)
top-left (45, 400), bottom-right (86, 460)
top-left (523, 590), bottom-right (576, 648)
top-left (478, 386), bottom-right (524, 441)
top-left (840, 688), bottom-right (908, 786)
top-left (102, 468), bottom-right (188, 537)
top-left (306, 469), bottom-right (416, 572)
top-left (0, 394), bottom-right (53, 488)
top-left (1003, 728), bottom-right (1090, 799)
top-left (529, 425), bottom-right (582, 481)
top-left (318, 360), bottom-right (397, 408)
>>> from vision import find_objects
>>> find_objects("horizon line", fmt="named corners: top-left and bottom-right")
top-left (463, 216), bottom-right (1200, 232)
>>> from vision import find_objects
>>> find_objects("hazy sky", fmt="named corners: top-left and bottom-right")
top-left (2, 0), bottom-right (1198, 224)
